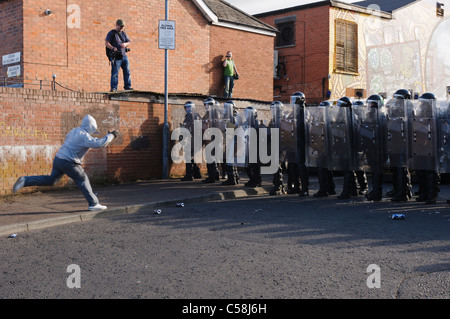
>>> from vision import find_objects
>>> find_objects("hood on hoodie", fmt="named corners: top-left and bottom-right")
top-left (81, 114), bottom-right (98, 134)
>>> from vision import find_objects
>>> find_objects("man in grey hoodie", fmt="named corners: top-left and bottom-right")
top-left (12, 115), bottom-right (117, 211)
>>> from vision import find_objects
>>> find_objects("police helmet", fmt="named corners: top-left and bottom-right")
top-left (337, 96), bottom-right (352, 108)
top-left (184, 101), bottom-right (195, 114)
top-left (353, 100), bottom-right (365, 107)
top-left (419, 92), bottom-right (436, 100)
top-left (393, 89), bottom-right (411, 99)
top-left (291, 92), bottom-right (306, 105)
top-left (319, 101), bottom-right (332, 108)
top-left (244, 106), bottom-right (257, 121)
top-left (203, 97), bottom-right (216, 111)
top-left (367, 94), bottom-right (383, 108)
top-left (270, 101), bottom-right (284, 111)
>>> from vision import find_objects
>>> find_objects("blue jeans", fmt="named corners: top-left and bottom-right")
top-left (223, 75), bottom-right (234, 98)
top-left (110, 55), bottom-right (132, 90)
top-left (24, 157), bottom-right (99, 207)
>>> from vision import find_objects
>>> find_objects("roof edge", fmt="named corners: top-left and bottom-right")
top-left (194, 0), bottom-right (277, 35)
top-left (254, 0), bottom-right (391, 19)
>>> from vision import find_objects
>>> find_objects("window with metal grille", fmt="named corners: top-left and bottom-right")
top-left (335, 19), bottom-right (358, 73)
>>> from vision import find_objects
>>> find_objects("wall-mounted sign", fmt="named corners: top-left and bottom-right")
top-left (2, 52), bottom-right (21, 65)
top-left (7, 65), bottom-right (21, 77)
top-left (159, 20), bottom-right (175, 50)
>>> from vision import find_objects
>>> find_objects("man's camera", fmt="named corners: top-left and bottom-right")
top-left (125, 47), bottom-right (130, 52)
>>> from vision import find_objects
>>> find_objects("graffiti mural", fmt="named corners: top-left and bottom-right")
top-left (330, 0), bottom-right (450, 99)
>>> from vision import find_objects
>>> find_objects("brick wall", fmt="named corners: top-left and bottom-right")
top-left (0, 0), bottom-right (24, 84)
top-left (209, 25), bottom-right (275, 100)
top-left (0, 88), bottom-right (272, 196)
top-left (257, 5), bottom-right (331, 104)
top-left (0, 87), bottom-right (166, 196)
top-left (1, 0), bottom-right (274, 101)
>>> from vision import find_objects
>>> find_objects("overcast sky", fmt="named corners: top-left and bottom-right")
top-left (226, 0), bottom-right (358, 15)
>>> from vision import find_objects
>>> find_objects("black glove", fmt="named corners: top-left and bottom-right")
top-left (109, 130), bottom-right (118, 138)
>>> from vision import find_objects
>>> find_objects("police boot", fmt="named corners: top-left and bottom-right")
top-left (221, 165), bottom-right (237, 185)
top-left (425, 172), bottom-right (438, 205)
top-left (202, 163), bottom-right (216, 183)
top-left (193, 163), bottom-right (202, 179)
top-left (338, 171), bottom-right (354, 199)
top-left (391, 168), bottom-right (408, 202)
top-left (298, 164), bottom-right (309, 197)
top-left (181, 163), bottom-right (194, 181)
top-left (327, 170), bottom-right (336, 195)
top-left (270, 168), bottom-right (285, 195)
top-left (386, 168), bottom-right (398, 197)
top-left (415, 170), bottom-right (427, 202)
top-left (286, 163), bottom-right (300, 194)
top-left (313, 168), bottom-right (328, 197)
top-left (366, 173), bottom-right (383, 201)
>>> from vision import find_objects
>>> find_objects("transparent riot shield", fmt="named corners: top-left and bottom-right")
top-left (437, 100), bottom-right (450, 173)
top-left (304, 106), bottom-right (329, 169)
top-left (326, 106), bottom-right (354, 171)
top-left (352, 101), bottom-right (386, 174)
top-left (385, 98), bottom-right (411, 168)
top-left (180, 105), bottom-right (202, 161)
top-left (232, 109), bottom-right (257, 168)
top-left (410, 98), bottom-right (438, 171)
top-left (280, 104), bottom-right (299, 163)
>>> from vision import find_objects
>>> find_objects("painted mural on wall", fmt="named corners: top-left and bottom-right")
top-left (331, 0), bottom-right (450, 99)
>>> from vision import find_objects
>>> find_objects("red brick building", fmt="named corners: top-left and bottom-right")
top-left (256, 0), bottom-right (450, 104)
top-left (0, 0), bottom-right (276, 101)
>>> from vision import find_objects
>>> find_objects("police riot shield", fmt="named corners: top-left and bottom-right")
top-left (437, 100), bottom-right (450, 173)
top-left (385, 98), bottom-right (411, 168)
top-left (304, 105), bottom-right (329, 169)
top-left (352, 100), bottom-right (386, 174)
top-left (326, 105), bottom-right (354, 171)
top-left (410, 98), bottom-right (438, 171)
top-left (280, 104), bottom-right (299, 163)
top-left (180, 104), bottom-right (202, 160)
top-left (232, 108), bottom-right (258, 168)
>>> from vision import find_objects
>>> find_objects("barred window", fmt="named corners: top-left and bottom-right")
top-left (335, 19), bottom-right (358, 73)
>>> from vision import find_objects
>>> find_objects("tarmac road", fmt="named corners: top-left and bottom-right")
top-left (0, 193), bottom-right (449, 300)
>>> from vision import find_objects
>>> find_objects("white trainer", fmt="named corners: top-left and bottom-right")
top-left (13, 177), bottom-right (25, 193)
top-left (88, 204), bottom-right (107, 211)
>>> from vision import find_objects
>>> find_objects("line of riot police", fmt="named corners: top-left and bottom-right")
top-left (300, 89), bottom-right (448, 204)
top-left (179, 97), bottom-right (264, 187)
top-left (179, 90), bottom-right (450, 205)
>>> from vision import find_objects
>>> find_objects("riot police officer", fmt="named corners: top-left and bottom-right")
top-left (361, 95), bottom-right (386, 201)
top-left (310, 100), bottom-right (335, 197)
top-left (221, 100), bottom-right (241, 185)
top-left (201, 97), bottom-right (220, 183)
top-left (242, 106), bottom-right (262, 187)
top-left (386, 89), bottom-right (413, 201)
top-left (269, 101), bottom-right (287, 195)
top-left (291, 92), bottom-right (310, 196)
top-left (332, 96), bottom-right (358, 199)
top-left (180, 101), bottom-right (202, 181)
top-left (411, 93), bottom-right (439, 204)
top-left (352, 100), bottom-right (369, 196)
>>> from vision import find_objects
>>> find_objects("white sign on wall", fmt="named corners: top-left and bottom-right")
top-left (159, 20), bottom-right (176, 50)
top-left (7, 65), bottom-right (21, 77)
top-left (2, 52), bottom-right (21, 65)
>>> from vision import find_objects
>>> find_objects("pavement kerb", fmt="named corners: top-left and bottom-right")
top-left (0, 185), bottom-right (271, 237)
